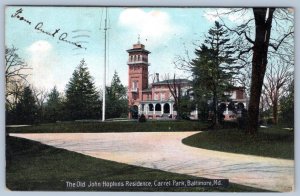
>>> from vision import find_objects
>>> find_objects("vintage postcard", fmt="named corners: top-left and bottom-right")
top-left (5, 6), bottom-right (294, 192)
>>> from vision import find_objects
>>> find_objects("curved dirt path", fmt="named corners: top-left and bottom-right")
top-left (10, 132), bottom-right (294, 192)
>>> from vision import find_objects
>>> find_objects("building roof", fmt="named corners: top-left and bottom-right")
top-left (126, 48), bottom-right (151, 54)
top-left (152, 79), bottom-right (191, 86)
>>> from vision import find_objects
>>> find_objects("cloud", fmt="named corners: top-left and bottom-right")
top-left (27, 40), bottom-right (54, 68)
top-left (27, 40), bottom-right (52, 53)
top-left (26, 40), bottom-right (58, 90)
top-left (118, 8), bottom-right (180, 47)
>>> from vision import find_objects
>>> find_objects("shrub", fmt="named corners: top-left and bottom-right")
top-left (138, 114), bottom-right (146, 123)
top-left (266, 118), bottom-right (273, 125)
top-left (180, 113), bottom-right (191, 120)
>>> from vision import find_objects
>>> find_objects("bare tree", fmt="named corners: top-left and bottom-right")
top-left (263, 60), bottom-right (293, 124)
top-left (173, 48), bottom-right (193, 73)
top-left (32, 87), bottom-right (49, 122)
top-left (5, 80), bottom-right (26, 111)
top-left (32, 87), bottom-right (48, 108)
top-left (5, 46), bottom-right (31, 109)
top-left (166, 74), bottom-right (182, 119)
top-left (5, 46), bottom-right (31, 85)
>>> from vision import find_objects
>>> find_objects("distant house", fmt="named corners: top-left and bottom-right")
top-left (126, 40), bottom-right (247, 120)
top-left (222, 87), bottom-right (248, 121)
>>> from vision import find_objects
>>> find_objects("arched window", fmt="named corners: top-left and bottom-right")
top-left (149, 104), bottom-right (154, 111)
top-left (164, 103), bottom-right (170, 113)
top-left (237, 102), bottom-right (245, 110)
top-left (155, 104), bottom-right (161, 111)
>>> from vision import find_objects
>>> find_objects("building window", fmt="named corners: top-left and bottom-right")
top-left (149, 104), bottom-right (154, 111)
top-left (154, 93), bottom-right (158, 100)
top-left (231, 91), bottom-right (237, 99)
top-left (161, 93), bottom-right (165, 101)
top-left (155, 104), bottom-right (161, 111)
top-left (132, 80), bottom-right (138, 91)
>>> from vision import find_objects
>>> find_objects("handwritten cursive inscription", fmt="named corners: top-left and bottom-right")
top-left (11, 8), bottom-right (86, 49)
top-left (59, 33), bottom-right (84, 49)
top-left (35, 22), bottom-right (61, 37)
top-left (11, 8), bottom-right (32, 25)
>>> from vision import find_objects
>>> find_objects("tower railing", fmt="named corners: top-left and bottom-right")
top-left (127, 61), bottom-right (150, 65)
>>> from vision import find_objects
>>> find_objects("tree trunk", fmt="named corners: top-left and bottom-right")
top-left (210, 84), bottom-right (218, 129)
top-left (247, 8), bottom-right (275, 134)
top-left (272, 100), bottom-right (278, 124)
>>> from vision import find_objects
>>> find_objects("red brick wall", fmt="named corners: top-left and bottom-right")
top-left (128, 64), bottom-right (148, 104)
top-left (236, 89), bottom-right (244, 99)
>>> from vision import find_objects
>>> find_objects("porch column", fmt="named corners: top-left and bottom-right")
top-left (225, 102), bottom-right (229, 114)
top-left (161, 103), bottom-right (164, 115)
top-left (195, 104), bottom-right (198, 120)
top-left (138, 104), bottom-right (141, 115)
top-left (145, 104), bottom-right (148, 115)
top-left (153, 103), bottom-right (156, 118)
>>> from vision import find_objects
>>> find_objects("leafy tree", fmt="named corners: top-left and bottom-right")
top-left (65, 59), bottom-right (101, 120)
top-left (180, 95), bottom-right (196, 120)
top-left (5, 80), bottom-right (26, 125)
top-left (108, 71), bottom-right (127, 100)
top-left (105, 71), bottom-right (127, 118)
top-left (44, 86), bottom-right (63, 122)
top-left (14, 86), bottom-right (38, 124)
top-left (195, 97), bottom-right (210, 122)
top-left (191, 21), bottom-right (238, 127)
top-left (279, 80), bottom-right (294, 128)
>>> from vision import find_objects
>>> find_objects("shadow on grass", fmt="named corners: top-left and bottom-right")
top-left (6, 136), bottom-right (269, 192)
top-left (182, 127), bottom-right (294, 160)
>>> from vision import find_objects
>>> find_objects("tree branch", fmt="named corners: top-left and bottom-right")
top-left (269, 31), bottom-right (294, 51)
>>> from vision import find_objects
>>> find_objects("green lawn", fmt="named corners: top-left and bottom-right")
top-left (182, 126), bottom-right (294, 160)
top-left (6, 136), bottom-right (268, 192)
top-left (6, 120), bottom-right (207, 133)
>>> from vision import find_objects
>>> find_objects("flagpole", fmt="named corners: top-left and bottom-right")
top-left (102, 8), bottom-right (108, 122)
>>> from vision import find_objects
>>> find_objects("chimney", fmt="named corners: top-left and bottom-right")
top-left (156, 73), bottom-right (159, 82)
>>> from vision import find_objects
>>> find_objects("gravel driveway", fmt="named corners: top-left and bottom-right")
top-left (10, 132), bottom-right (294, 192)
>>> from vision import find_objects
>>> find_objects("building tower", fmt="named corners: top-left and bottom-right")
top-left (127, 39), bottom-right (150, 118)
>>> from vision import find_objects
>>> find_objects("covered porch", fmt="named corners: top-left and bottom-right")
top-left (138, 101), bottom-right (177, 119)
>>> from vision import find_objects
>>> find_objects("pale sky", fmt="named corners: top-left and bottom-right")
top-left (5, 7), bottom-right (253, 92)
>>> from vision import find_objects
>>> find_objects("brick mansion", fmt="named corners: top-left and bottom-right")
top-left (126, 41), bottom-right (247, 120)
